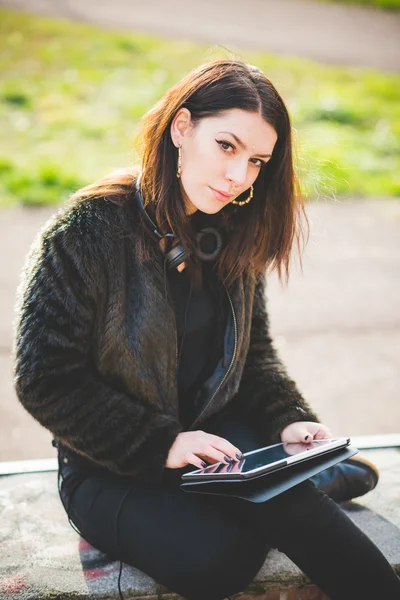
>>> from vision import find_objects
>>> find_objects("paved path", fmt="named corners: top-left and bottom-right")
top-left (1, 446), bottom-right (399, 597)
top-left (1, 200), bottom-right (399, 461)
top-left (1, 0), bottom-right (400, 72)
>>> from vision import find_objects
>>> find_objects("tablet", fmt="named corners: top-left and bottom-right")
top-left (181, 437), bottom-right (351, 481)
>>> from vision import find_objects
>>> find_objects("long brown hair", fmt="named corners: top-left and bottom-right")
top-left (70, 59), bottom-right (309, 288)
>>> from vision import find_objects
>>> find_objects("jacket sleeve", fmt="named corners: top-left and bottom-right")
top-left (232, 274), bottom-right (320, 444)
top-left (13, 202), bottom-right (182, 483)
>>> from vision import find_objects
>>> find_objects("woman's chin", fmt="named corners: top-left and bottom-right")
top-left (186, 200), bottom-right (222, 216)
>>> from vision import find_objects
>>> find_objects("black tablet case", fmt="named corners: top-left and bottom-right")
top-left (181, 446), bottom-right (358, 503)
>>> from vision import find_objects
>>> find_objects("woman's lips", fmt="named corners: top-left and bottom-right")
top-left (209, 187), bottom-right (234, 202)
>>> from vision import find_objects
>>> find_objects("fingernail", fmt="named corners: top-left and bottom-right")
top-left (305, 435), bottom-right (310, 441)
top-left (201, 461), bottom-right (207, 468)
top-left (236, 453), bottom-right (244, 460)
top-left (224, 455), bottom-right (234, 463)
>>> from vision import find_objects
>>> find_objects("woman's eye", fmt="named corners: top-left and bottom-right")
top-left (217, 140), bottom-right (234, 152)
top-left (217, 140), bottom-right (265, 168)
top-left (252, 158), bottom-right (265, 168)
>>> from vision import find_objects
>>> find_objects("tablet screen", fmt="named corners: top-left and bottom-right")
top-left (183, 438), bottom-right (349, 479)
top-left (238, 439), bottom-right (341, 473)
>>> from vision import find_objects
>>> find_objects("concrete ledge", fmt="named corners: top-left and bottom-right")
top-left (1, 449), bottom-right (399, 599)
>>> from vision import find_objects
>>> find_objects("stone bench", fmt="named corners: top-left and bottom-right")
top-left (1, 448), bottom-right (399, 600)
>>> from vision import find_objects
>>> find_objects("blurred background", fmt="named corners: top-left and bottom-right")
top-left (0, 0), bottom-right (399, 461)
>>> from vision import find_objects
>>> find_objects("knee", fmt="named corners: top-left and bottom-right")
top-left (178, 531), bottom-right (270, 600)
top-left (287, 480), bottom-right (337, 520)
top-left (264, 479), bottom-right (338, 544)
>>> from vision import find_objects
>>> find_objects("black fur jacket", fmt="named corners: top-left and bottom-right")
top-left (13, 193), bottom-right (319, 483)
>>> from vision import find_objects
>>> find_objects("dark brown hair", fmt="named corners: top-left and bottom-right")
top-left (70, 58), bottom-right (309, 288)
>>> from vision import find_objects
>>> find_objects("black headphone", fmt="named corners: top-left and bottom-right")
top-left (135, 173), bottom-right (223, 270)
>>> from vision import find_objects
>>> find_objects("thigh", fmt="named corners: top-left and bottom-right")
top-left (172, 410), bottom-right (338, 544)
top-left (168, 408), bottom-right (274, 535)
top-left (60, 464), bottom-right (270, 600)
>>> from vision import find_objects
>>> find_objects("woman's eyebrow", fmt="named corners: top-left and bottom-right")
top-left (218, 131), bottom-right (272, 158)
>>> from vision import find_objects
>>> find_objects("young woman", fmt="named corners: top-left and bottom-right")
top-left (13, 59), bottom-right (399, 600)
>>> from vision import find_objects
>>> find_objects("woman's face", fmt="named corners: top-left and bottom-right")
top-left (170, 108), bottom-right (278, 215)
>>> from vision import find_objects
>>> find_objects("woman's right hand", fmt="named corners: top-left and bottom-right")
top-left (166, 430), bottom-right (244, 469)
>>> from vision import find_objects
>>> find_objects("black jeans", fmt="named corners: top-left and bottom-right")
top-left (57, 410), bottom-right (400, 600)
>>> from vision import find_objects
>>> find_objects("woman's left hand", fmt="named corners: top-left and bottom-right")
top-left (280, 421), bottom-right (333, 444)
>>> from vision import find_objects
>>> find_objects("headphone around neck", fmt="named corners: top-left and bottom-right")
top-left (135, 173), bottom-right (223, 270)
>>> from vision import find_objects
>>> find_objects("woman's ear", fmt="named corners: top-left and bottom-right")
top-left (170, 107), bottom-right (192, 148)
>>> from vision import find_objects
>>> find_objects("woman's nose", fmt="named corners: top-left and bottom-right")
top-left (226, 159), bottom-right (248, 188)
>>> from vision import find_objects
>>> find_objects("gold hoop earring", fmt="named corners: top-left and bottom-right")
top-left (176, 145), bottom-right (182, 179)
top-left (231, 185), bottom-right (254, 206)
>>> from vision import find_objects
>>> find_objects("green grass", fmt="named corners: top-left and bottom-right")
top-left (316, 0), bottom-right (400, 8)
top-left (1, 8), bottom-right (399, 206)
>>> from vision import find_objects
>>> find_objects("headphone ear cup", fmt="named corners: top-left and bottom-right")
top-left (166, 227), bottom-right (222, 269)
top-left (195, 227), bottom-right (223, 262)
top-left (165, 243), bottom-right (189, 270)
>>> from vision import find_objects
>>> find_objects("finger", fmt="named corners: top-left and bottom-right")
top-left (284, 442), bottom-right (307, 455)
top-left (207, 434), bottom-right (244, 461)
top-left (186, 453), bottom-right (208, 470)
top-left (198, 446), bottom-right (234, 466)
top-left (228, 458), bottom-right (245, 474)
top-left (301, 429), bottom-right (314, 442)
top-left (219, 463), bottom-right (232, 474)
top-left (314, 430), bottom-right (333, 440)
top-left (206, 463), bottom-right (220, 473)
top-left (312, 425), bottom-right (332, 439)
